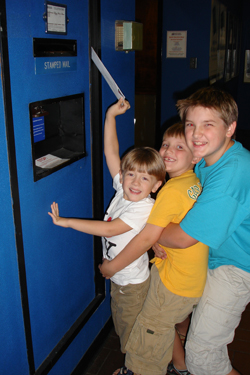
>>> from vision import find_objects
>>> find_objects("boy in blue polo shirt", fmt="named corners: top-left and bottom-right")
top-left (156, 86), bottom-right (250, 375)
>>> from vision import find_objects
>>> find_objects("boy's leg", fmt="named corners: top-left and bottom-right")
top-left (111, 277), bottom-right (150, 353)
top-left (170, 331), bottom-right (187, 371)
top-left (175, 315), bottom-right (191, 346)
top-left (125, 265), bottom-right (200, 375)
top-left (185, 265), bottom-right (250, 375)
top-left (167, 315), bottom-right (191, 373)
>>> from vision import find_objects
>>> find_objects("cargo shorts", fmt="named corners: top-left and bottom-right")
top-left (125, 265), bottom-right (200, 375)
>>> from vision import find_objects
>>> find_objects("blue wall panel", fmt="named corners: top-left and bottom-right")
top-left (5, 0), bottom-right (96, 369)
top-left (0, 55), bottom-right (29, 375)
top-left (1, 0), bottom-right (136, 373)
top-left (101, 0), bottom-right (136, 209)
top-left (161, 0), bottom-right (211, 127)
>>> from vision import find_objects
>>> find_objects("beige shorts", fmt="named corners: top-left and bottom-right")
top-left (110, 276), bottom-right (150, 353)
top-left (125, 265), bottom-right (200, 375)
top-left (186, 265), bottom-right (250, 375)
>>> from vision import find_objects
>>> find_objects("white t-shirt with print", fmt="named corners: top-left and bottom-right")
top-left (102, 173), bottom-right (154, 286)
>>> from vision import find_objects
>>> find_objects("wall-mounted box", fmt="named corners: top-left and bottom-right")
top-left (29, 93), bottom-right (85, 181)
top-left (115, 21), bottom-right (143, 51)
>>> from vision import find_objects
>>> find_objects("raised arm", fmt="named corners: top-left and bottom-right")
top-left (104, 98), bottom-right (131, 178)
top-left (48, 202), bottom-right (131, 237)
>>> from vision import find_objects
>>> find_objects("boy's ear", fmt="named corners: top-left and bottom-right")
top-left (151, 180), bottom-right (163, 193)
top-left (192, 156), bottom-right (202, 165)
top-left (226, 121), bottom-right (237, 138)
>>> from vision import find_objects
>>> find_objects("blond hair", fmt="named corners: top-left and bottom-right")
top-left (176, 86), bottom-right (238, 127)
top-left (121, 147), bottom-right (166, 182)
top-left (163, 122), bottom-right (185, 140)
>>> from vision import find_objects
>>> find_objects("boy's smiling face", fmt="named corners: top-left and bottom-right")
top-left (120, 170), bottom-right (162, 202)
top-left (185, 106), bottom-right (236, 166)
top-left (159, 135), bottom-right (194, 178)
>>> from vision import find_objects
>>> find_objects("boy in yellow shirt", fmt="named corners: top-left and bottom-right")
top-left (100, 123), bottom-right (209, 375)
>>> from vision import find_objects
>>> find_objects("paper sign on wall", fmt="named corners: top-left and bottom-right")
top-left (167, 31), bottom-right (187, 58)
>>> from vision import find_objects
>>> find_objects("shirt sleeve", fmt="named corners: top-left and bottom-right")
top-left (119, 199), bottom-right (154, 233)
top-left (180, 193), bottom-right (249, 249)
top-left (113, 173), bottom-right (121, 191)
top-left (147, 187), bottom-right (183, 227)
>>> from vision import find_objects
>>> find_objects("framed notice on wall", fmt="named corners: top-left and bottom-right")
top-left (166, 31), bottom-right (187, 58)
top-left (244, 50), bottom-right (250, 83)
top-left (44, 1), bottom-right (68, 35)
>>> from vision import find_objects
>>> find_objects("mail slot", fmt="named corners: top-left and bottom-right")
top-left (33, 38), bottom-right (77, 57)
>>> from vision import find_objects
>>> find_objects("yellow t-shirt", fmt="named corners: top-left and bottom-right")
top-left (148, 169), bottom-right (209, 298)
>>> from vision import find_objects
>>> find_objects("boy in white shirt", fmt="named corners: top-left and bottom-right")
top-left (49, 99), bottom-right (166, 354)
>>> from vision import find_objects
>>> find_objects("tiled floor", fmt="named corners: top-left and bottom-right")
top-left (81, 303), bottom-right (250, 375)
top-left (82, 328), bottom-right (125, 375)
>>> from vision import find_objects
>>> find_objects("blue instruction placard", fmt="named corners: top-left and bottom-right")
top-left (33, 117), bottom-right (45, 143)
top-left (35, 56), bottom-right (77, 74)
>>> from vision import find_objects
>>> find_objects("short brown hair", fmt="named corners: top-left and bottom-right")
top-left (176, 86), bottom-right (238, 127)
top-left (121, 147), bottom-right (166, 182)
top-left (163, 122), bottom-right (185, 140)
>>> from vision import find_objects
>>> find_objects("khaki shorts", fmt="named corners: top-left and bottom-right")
top-left (125, 265), bottom-right (200, 375)
top-left (111, 276), bottom-right (150, 353)
top-left (186, 265), bottom-right (250, 375)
